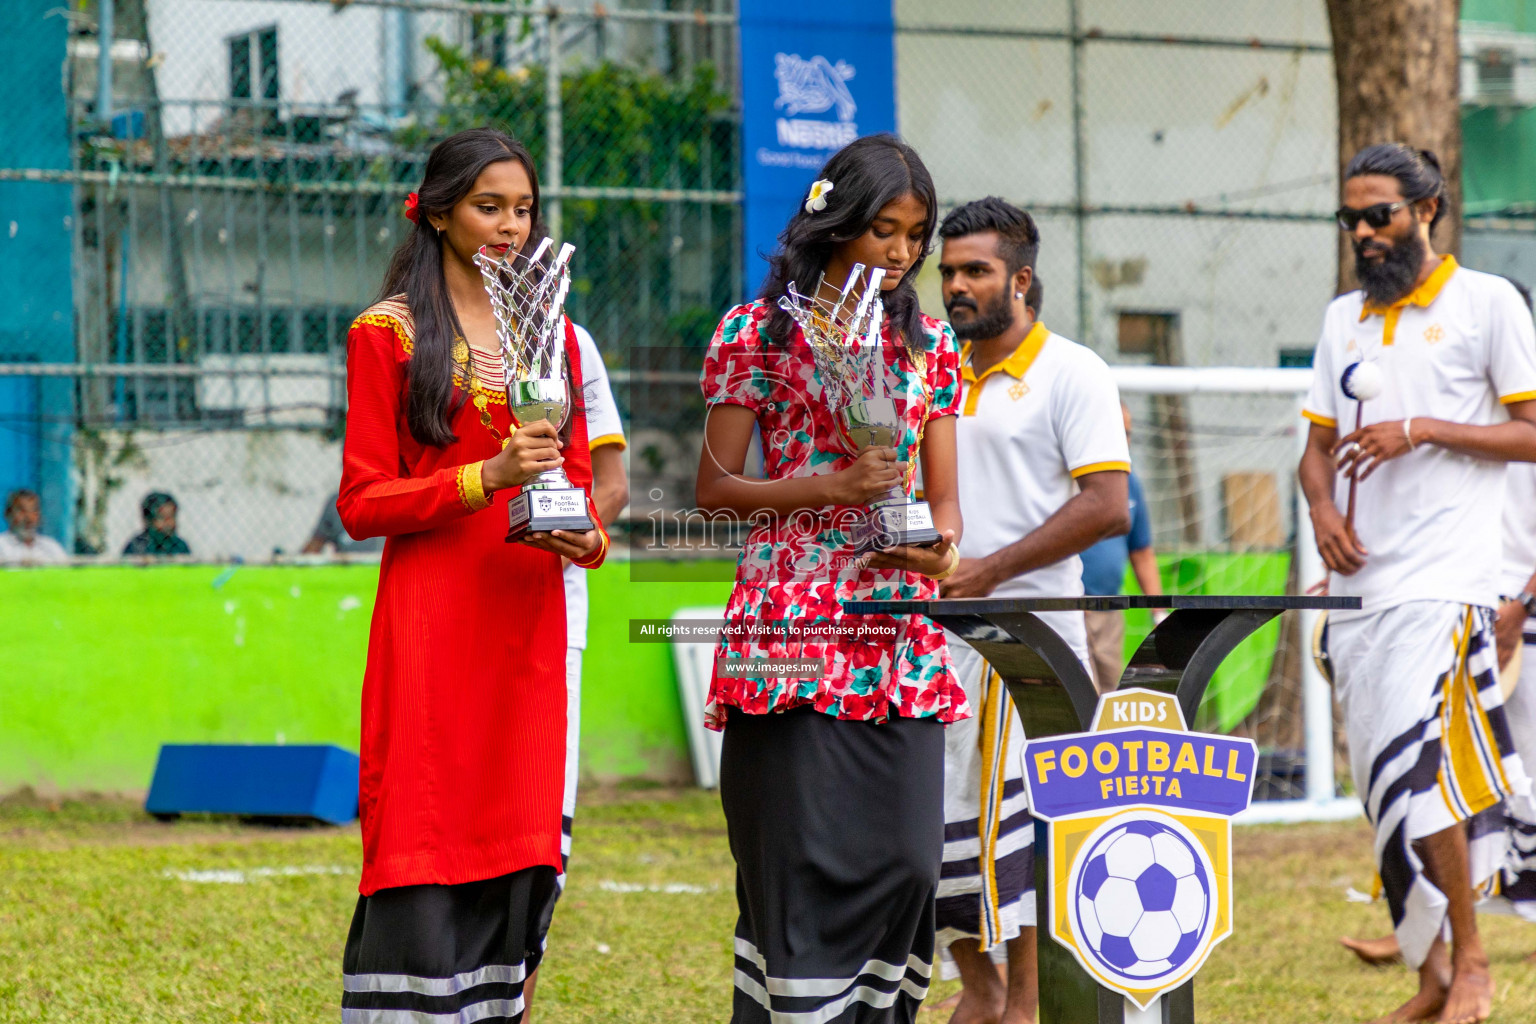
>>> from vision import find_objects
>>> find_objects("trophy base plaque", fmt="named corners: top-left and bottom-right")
top-left (506, 486), bottom-right (595, 542)
top-left (854, 501), bottom-right (940, 554)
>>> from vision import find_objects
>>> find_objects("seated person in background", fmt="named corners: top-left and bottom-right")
top-left (301, 491), bottom-right (384, 555)
top-left (0, 489), bottom-right (68, 566)
top-left (122, 492), bottom-right (191, 557)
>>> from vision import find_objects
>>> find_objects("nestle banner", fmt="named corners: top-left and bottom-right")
top-left (737, 0), bottom-right (897, 296)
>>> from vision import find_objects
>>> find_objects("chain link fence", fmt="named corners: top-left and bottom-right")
top-left (7, 0), bottom-right (735, 556)
top-left (6, 0), bottom-right (1533, 558)
top-left (6, 3), bottom-right (1536, 789)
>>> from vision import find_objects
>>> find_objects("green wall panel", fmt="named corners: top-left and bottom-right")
top-left (0, 563), bottom-right (735, 793)
top-left (1120, 552), bottom-right (1291, 735)
top-left (0, 566), bottom-right (373, 793)
top-left (2, 555), bottom-right (1287, 793)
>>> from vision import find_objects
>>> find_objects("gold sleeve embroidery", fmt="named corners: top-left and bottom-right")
top-left (457, 462), bottom-right (492, 511)
top-left (352, 313), bottom-right (415, 355)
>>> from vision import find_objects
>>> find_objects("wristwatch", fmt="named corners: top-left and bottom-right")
top-left (1519, 592), bottom-right (1536, 618)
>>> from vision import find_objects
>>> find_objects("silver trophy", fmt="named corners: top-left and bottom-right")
top-left (475, 238), bottom-right (595, 541)
top-left (778, 263), bottom-right (940, 554)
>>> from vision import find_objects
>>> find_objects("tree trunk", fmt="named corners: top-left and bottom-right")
top-left (1326, 0), bottom-right (1463, 295)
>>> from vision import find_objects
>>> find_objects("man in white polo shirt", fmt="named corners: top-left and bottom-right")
top-left (1342, 279), bottom-right (1536, 966)
top-left (563, 322), bottom-right (629, 862)
top-left (1491, 455), bottom-right (1536, 931)
top-left (1300, 143), bottom-right (1536, 1024)
top-left (933, 197), bottom-right (1131, 1024)
top-left (521, 322), bottom-right (626, 1015)
top-left (1493, 285), bottom-right (1536, 898)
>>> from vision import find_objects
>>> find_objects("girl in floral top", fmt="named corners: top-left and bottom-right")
top-left (696, 134), bottom-right (967, 1024)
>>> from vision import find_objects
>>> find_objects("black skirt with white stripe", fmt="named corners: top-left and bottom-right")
top-left (720, 706), bottom-right (945, 1024)
top-left (341, 865), bottom-right (559, 1023)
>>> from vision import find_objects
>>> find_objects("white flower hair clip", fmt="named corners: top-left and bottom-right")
top-left (804, 179), bottom-right (834, 214)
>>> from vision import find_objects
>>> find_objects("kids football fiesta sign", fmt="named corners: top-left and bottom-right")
top-left (1023, 689), bottom-right (1257, 1008)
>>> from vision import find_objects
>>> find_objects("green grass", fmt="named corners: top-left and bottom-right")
top-left (3, 791), bottom-right (1536, 1022)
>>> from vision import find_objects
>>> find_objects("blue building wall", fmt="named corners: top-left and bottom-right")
top-left (0, 2), bottom-right (76, 547)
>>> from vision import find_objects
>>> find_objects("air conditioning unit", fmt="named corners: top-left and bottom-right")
top-left (1462, 25), bottom-right (1536, 107)
top-left (197, 353), bottom-right (338, 427)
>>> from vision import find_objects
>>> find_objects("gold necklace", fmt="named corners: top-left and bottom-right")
top-left (455, 337), bottom-right (510, 449)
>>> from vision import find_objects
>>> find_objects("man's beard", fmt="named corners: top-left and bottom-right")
top-left (946, 290), bottom-right (1019, 341)
top-left (1354, 231), bottom-right (1426, 307)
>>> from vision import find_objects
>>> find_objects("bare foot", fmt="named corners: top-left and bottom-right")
top-left (1342, 933), bottom-right (1405, 967)
top-left (1366, 949), bottom-right (1450, 1024)
top-left (1366, 980), bottom-right (1448, 1024)
top-left (947, 988), bottom-right (1004, 1024)
top-left (1436, 961), bottom-right (1493, 1024)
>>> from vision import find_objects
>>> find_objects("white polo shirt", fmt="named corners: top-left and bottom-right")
top-left (563, 323), bottom-right (626, 651)
top-left (1303, 257), bottom-right (1536, 620)
top-left (955, 322), bottom-right (1130, 601)
top-left (1504, 462), bottom-right (1536, 598)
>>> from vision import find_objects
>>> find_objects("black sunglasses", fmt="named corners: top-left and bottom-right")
top-left (1336, 201), bottom-right (1407, 231)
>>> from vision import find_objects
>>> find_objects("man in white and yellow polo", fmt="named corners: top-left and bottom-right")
top-left (562, 322), bottom-right (629, 866)
top-left (1300, 143), bottom-right (1536, 1024)
top-left (932, 197), bottom-right (1131, 1024)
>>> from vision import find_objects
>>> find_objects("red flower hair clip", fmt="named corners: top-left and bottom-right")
top-left (403, 192), bottom-right (420, 224)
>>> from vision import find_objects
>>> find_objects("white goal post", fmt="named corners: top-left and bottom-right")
top-left (1112, 365), bottom-right (1359, 825)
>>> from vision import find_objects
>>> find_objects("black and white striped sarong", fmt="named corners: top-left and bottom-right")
top-left (1484, 617), bottom-right (1536, 921)
top-left (560, 647), bottom-right (581, 886)
top-left (720, 706), bottom-right (944, 1023)
top-left (340, 866), bottom-right (559, 1023)
top-left (1332, 602), bottom-right (1529, 968)
top-left (936, 640), bottom-right (1035, 969)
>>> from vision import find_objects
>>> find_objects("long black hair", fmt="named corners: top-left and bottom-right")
top-left (1344, 143), bottom-right (1448, 231)
top-left (380, 127), bottom-right (545, 447)
top-left (759, 134), bottom-right (938, 349)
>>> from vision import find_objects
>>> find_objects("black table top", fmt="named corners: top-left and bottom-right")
top-left (844, 595), bottom-right (1360, 615)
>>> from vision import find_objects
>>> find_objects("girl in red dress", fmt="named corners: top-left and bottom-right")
top-left (337, 127), bottom-right (607, 1024)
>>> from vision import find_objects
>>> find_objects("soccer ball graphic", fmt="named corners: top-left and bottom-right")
top-left (1071, 817), bottom-right (1213, 982)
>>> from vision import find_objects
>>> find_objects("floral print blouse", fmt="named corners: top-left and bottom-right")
top-left (698, 298), bottom-right (971, 730)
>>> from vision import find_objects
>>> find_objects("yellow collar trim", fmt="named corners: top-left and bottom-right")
top-left (960, 322), bottom-right (1048, 416)
top-left (961, 321), bottom-right (1049, 384)
top-left (1358, 255), bottom-right (1458, 347)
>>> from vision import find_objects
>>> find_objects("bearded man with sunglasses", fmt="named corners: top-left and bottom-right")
top-left (1299, 143), bottom-right (1536, 1024)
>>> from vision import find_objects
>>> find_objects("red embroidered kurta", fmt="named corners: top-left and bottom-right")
top-left (340, 295), bottom-right (607, 896)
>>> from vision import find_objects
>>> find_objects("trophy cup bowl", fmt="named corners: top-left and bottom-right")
top-left (510, 377), bottom-right (570, 432)
top-left (838, 396), bottom-right (900, 451)
top-left (503, 379), bottom-right (595, 542)
top-left (835, 396), bottom-right (940, 555)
